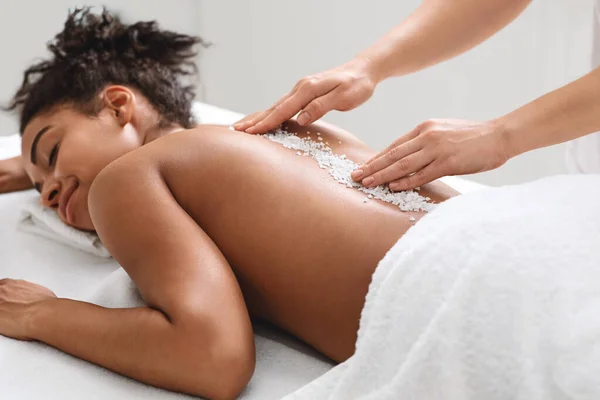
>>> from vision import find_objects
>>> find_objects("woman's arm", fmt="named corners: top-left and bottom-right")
top-left (352, 67), bottom-right (600, 191)
top-left (499, 66), bottom-right (600, 158)
top-left (236, 0), bottom-right (532, 134)
top-left (26, 153), bottom-right (255, 400)
top-left (362, 0), bottom-right (532, 82)
top-left (0, 156), bottom-right (33, 193)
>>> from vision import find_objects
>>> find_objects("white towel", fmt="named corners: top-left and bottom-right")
top-left (285, 174), bottom-right (600, 400)
top-left (18, 194), bottom-right (111, 258)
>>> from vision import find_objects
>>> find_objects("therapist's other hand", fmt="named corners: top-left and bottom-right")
top-left (0, 279), bottom-right (57, 341)
top-left (233, 59), bottom-right (376, 134)
top-left (352, 119), bottom-right (509, 190)
top-left (0, 156), bottom-right (32, 194)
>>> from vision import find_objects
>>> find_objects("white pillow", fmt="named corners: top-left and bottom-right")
top-left (192, 102), bottom-right (244, 125)
top-left (0, 134), bottom-right (20, 160)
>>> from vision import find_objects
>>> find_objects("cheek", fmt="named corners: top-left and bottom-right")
top-left (59, 129), bottom-right (138, 183)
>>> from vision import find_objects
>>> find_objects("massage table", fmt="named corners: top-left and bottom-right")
top-left (0, 103), bottom-right (487, 399)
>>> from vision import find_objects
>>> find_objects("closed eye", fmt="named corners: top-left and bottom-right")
top-left (49, 143), bottom-right (59, 168)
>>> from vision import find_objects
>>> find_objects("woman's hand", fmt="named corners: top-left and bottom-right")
top-left (352, 119), bottom-right (510, 191)
top-left (233, 58), bottom-right (377, 134)
top-left (0, 279), bottom-right (57, 341)
top-left (0, 156), bottom-right (33, 194)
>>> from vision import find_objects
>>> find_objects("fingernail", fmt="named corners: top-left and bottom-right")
top-left (351, 169), bottom-right (364, 180)
top-left (362, 177), bottom-right (374, 187)
top-left (298, 112), bottom-right (310, 126)
top-left (245, 126), bottom-right (257, 134)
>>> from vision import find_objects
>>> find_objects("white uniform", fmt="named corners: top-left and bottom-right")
top-left (566, 0), bottom-right (600, 173)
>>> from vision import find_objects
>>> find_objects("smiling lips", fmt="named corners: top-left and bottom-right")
top-left (58, 178), bottom-right (79, 225)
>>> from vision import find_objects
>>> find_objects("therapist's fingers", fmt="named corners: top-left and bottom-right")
top-left (388, 162), bottom-right (440, 191)
top-left (352, 128), bottom-right (422, 184)
top-left (299, 87), bottom-right (347, 125)
top-left (246, 78), bottom-right (338, 134)
top-left (363, 124), bottom-right (423, 166)
top-left (232, 112), bottom-right (265, 131)
top-left (233, 91), bottom-right (297, 131)
top-left (355, 139), bottom-right (423, 183)
top-left (233, 93), bottom-right (292, 131)
top-left (360, 151), bottom-right (431, 188)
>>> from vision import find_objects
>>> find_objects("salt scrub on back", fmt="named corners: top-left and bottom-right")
top-left (263, 129), bottom-right (435, 212)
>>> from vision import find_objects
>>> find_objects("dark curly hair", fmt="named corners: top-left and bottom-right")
top-left (5, 7), bottom-right (208, 133)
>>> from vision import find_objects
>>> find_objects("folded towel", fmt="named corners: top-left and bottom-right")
top-left (18, 195), bottom-right (111, 258)
top-left (286, 174), bottom-right (600, 400)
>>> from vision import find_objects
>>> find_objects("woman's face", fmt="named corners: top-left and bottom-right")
top-left (21, 100), bottom-right (142, 231)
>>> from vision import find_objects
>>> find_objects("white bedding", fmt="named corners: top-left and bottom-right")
top-left (285, 174), bottom-right (600, 400)
top-left (0, 103), bottom-right (486, 399)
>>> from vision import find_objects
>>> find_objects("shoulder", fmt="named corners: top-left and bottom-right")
top-left (91, 125), bottom-right (231, 184)
top-left (87, 125), bottom-right (248, 220)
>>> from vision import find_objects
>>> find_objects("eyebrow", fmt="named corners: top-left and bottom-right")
top-left (30, 125), bottom-right (52, 165)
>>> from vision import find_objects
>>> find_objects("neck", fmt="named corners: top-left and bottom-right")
top-left (131, 93), bottom-right (188, 145)
top-left (142, 124), bottom-right (185, 145)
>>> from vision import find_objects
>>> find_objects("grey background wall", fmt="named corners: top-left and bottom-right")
top-left (197, 0), bottom-right (595, 186)
top-left (0, 0), bottom-right (199, 134)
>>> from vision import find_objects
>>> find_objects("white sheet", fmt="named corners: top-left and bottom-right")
top-left (0, 103), bottom-right (487, 399)
top-left (286, 174), bottom-right (600, 400)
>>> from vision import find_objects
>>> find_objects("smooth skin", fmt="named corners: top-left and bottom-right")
top-left (0, 86), bottom-right (457, 399)
top-left (0, 156), bottom-right (31, 193)
top-left (233, 0), bottom-right (600, 189)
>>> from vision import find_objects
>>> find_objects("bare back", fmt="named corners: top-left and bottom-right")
top-left (101, 121), bottom-right (458, 362)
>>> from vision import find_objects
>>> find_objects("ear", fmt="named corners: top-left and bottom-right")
top-left (102, 86), bottom-right (135, 127)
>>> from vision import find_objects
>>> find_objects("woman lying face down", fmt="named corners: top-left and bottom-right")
top-left (2, 8), bottom-right (459, 400)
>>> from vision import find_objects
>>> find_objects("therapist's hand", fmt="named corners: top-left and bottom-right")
top-left (233, 59), bottom-right (377, 134)
top-left (0, 156), bottom-right (32, 194)
top-left (352, 119), bottom-right (510, 191)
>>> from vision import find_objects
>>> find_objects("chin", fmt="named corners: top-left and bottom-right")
top-left (72, 220), bottom-right (96, 233)
top-left (61, 213), bottom-right (95, 232)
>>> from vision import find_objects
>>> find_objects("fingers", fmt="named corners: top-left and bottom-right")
top-left (298, 87), bottom-right (344, 126)
top-left (233, 111), bottom-right (271, 133)
top-left (233, 92), bottom-right (296, 132)
top-left (360, 151), bottom-right (431, 188)
top-left (232, 112), bottom-right (265, 132)
top-left (388, 163), bottom-right (441, 191)
top-left (363, 124), bottom-right (423, 166)
top-left (246, 77), bottom-right (338, 134)
top-left (351, 135), bottom-right (422, 184)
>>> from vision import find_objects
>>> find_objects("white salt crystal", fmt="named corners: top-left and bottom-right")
top-left (296, 151), bottom-right (302, 156)
top-left (363, 198), bottom-right (369, 203)
top-left (262, 128), bottom-right (435, 212)
top-left (318, 137), bottom-right (323, 141)
top-left (409, 216), bottom-right (416, 222)
top-left (368, 194), bottom-right (373, 199)
top-left (316, 132), bottom-right (321, 136)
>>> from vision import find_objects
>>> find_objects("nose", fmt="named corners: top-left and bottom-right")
top-left (41, 180), bottom-right (61, 210)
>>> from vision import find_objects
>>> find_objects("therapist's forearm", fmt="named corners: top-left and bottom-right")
top-left (358, 0), bottom-right (531, 82)
top-left (497, 67), bottom-right (600, 157)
